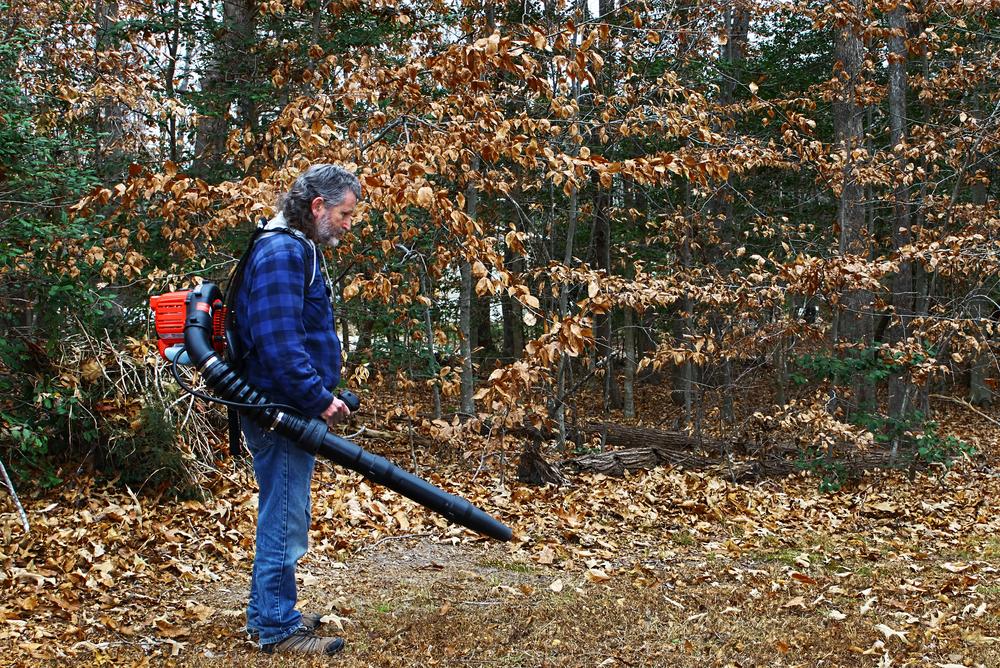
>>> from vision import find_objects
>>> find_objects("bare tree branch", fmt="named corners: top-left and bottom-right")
top-left (0, 456), bottom-right (30, 535)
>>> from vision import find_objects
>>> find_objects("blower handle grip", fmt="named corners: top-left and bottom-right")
top-left (336, 390), bottom-right (361, 413)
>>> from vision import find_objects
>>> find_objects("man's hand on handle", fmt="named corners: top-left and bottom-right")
top-left (321, 396), bottom-right (351, 428)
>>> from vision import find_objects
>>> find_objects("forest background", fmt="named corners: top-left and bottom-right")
top-left (1, 0), bottom-right (999, 665)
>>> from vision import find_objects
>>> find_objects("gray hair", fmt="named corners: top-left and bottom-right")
top-left (279, 164), bottom-right (361, 234)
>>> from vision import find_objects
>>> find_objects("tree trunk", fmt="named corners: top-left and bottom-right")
top-left (340, 283), bottom-right (350, 357)
top-left (886, 1), bottom-right (915, 425)
top-left (517, 435), bottom-right (568, 485)
top-left (553, 181), bottom-right (577, 448)
top-left (94, 0), bottom-right (125, 179)
top-left (162, 0), bottom-right (182, 163)
top-left (968, 96), bottom-right (993, 407)
top-left (969, 332), bottom-right (994, 407)
top-left (708, 0), bottom-right (749, 241)
top-left (592, 172), bottom-right (619, 411)
top-left (776, 333), bottom-right (789, 407)
top-left (832, 0), bottom-right (873, 415)
top-left (421, 273), bottom-right (442, 419)
top-left (672, 183), bottom-right (696, 418)
top-left (710, 1), bottom-right (749, 426)
top-left (623, 308), bottom-right (636, 418)
top-left (473, 293), bottom-right (495, 363)
top-left (553, 6), bottom-right (584, 447)
top-left (565, 446), bottom-right (716, 477)
top-left (594, 0), bottom-right (620, 412)
top-left (358, 315), bottom-right (374, 352)
top-left (501, 236), bottom-right (524, 362)
top-left (311, 0), bottom-right (324, 43)
top-left (562, 423), bottom-right (936, 481)
top-left (459, 256), bottom-right (475, 415)
top-left (459, 158), bottom-right (479, 415)
top-left (194, 0), bottom-right (256, 170)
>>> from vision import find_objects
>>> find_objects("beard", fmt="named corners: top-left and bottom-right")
top-left (313, 212), bottom-right (341, 247)
top-left (318, 227), bottom-right (341, 247)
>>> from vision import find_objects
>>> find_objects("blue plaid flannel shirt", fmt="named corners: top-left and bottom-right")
top-left (233, 233), bottom-right (342, 418)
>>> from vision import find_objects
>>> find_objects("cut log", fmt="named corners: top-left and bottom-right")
top-left (566, 444), bottom-right (935, 481)
top-left (563, 446), bottom-right (716, 477)
top-left (736, 450), bottom-right (931, 480)
top-left (568, 422), bottom-right (729, 455)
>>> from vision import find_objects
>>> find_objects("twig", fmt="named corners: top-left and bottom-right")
top-left (407, 414), bottom-right (420, 474)
top-left (929, 393), bottom-right (1000, 427)
top-left (355, 532), bottom-right (433, 553)
top-left (0, 456), bottom-right (30, 535)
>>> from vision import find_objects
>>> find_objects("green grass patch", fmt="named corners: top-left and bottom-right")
top-left (981, 537), bottom-right (1000, 559)
top-left (753, 549), bottom-right (802, 566)
top-left (671, 530), bottom-right (697, 546)
top-left (976, 585), bottom-right (1000, 600)
top-left (373, 600), bottom-right (397, 614)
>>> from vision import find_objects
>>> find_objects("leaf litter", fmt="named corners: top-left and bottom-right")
top-left (1, 406), bottom-right (999, 667)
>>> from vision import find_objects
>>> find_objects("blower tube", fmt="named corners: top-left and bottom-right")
top-left (182, 283), bottom-right (512, 542)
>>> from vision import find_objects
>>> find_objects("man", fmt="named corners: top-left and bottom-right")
top-left (232, 163), bottom-right (359, 655)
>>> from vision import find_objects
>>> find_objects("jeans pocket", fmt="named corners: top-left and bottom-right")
top-left (243, 418), bottom-right (275, 455)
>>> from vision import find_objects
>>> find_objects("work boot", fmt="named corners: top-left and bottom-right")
top-left (246, 612), bottom-right (323, 640)
top-left (261, 627), bottom-right (345, 655)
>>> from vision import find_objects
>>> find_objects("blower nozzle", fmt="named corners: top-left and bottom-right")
top-left (151, 283), bottom-right (512, 542)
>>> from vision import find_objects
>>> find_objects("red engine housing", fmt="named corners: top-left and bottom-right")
top-left (150, 290), bottom-right (227, 360)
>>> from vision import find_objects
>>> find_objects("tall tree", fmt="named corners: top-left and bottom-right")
top-left (886, 0), bottom-right (914, 426)
top-left (710, 0), bottom-right (750, 424)
top-left (831, 0), bottom-right (872, 413)
top-left (193, 0), bottom-right (256, 172)
top-left (459, 157), bottom-right (480, 416)
top-left (93, 0), bottom-right (126, 179)
top-left (592, 0), bottom-right (620, 413)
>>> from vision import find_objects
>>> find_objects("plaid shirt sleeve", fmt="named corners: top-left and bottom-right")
top-left (245, 242), bottom-right (334, 417)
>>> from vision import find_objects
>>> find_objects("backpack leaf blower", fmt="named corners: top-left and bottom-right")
top-left (150, 282), bottom-right (512, 542)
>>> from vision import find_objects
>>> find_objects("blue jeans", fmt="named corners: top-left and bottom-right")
top-left (243, 418), bottom-right (316, 646)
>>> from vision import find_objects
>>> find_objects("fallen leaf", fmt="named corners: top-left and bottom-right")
top-left (942, 562), bottom-right (970, 573)
top-left (319, 614), bottom-right (347, 632)
top-left (155, 620), bottom-right (191, 639)
top-left (875, 623), bottom-right (908, 643)
top-left (869, 501), bottom-right (897, 513)
top-left (791, 571), bottom-right (817, 585)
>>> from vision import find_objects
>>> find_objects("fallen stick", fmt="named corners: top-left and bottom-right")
top-left (930, 393), bottom-right (1000, 427)
top-left (0, 456), bottom-right (29, 534)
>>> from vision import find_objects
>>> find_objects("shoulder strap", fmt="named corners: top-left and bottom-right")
top-left (224, 216), bottom-right (317, 304)
top-left (223, 218), bottom-right (268, 306)
top-left (222, 215), bottom-right (321, 363)
top-left (220, 219), bottom-right (272, 459)
top-left (257, 215), bottom-right (318, 288)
